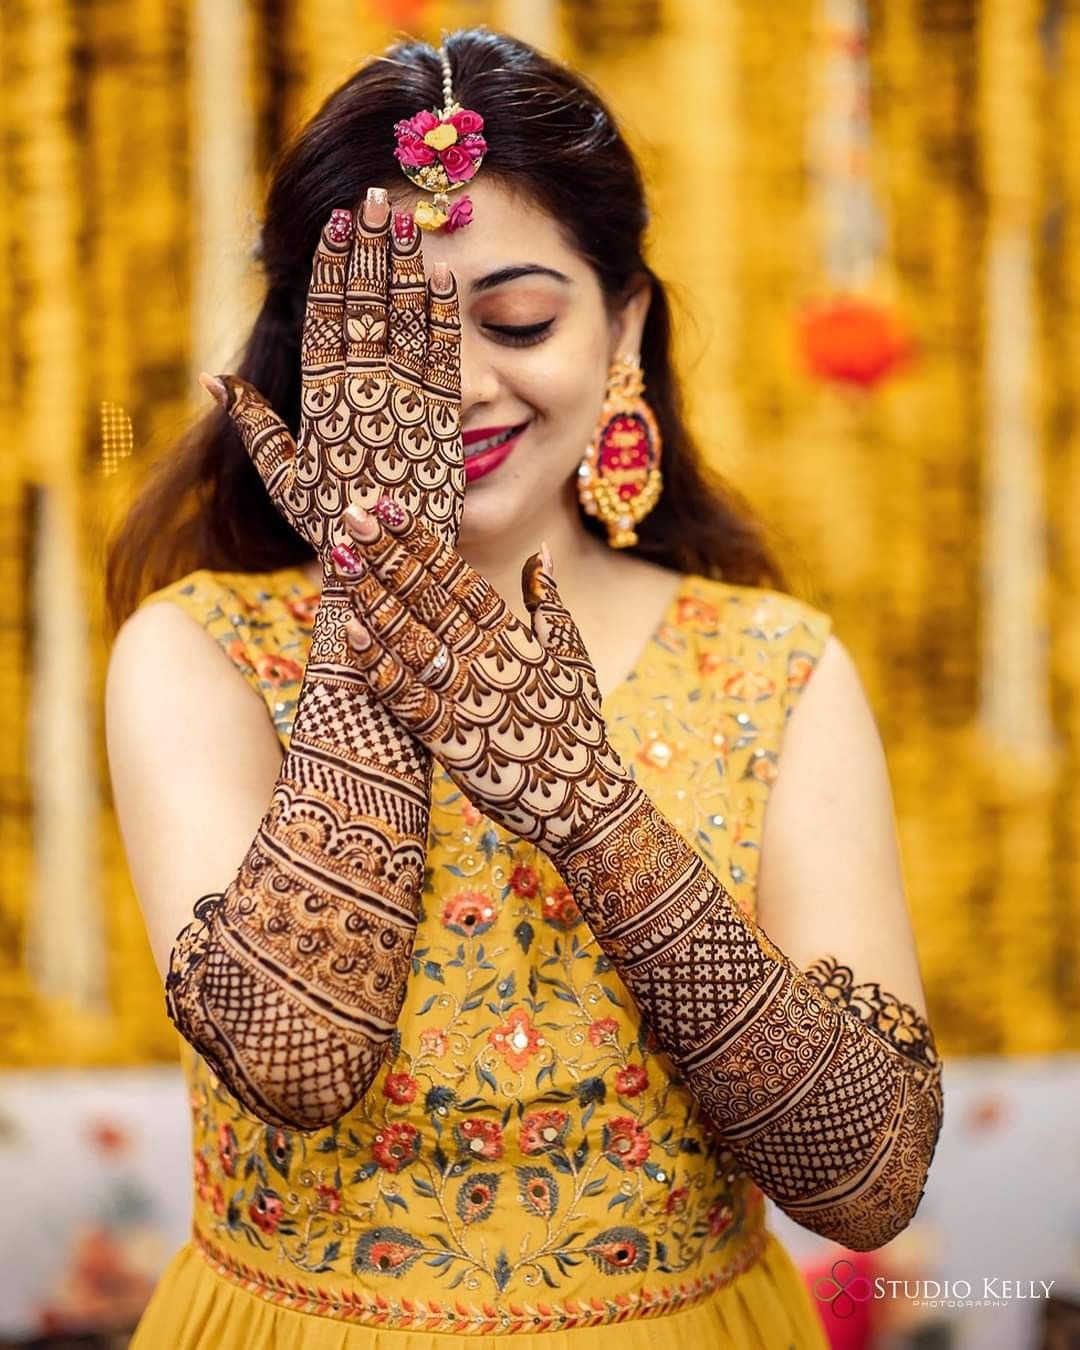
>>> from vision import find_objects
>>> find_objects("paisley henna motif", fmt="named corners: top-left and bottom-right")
top-left (165, 207), bottom-right (463, 1130)
top-left (342, 502), bottom-right (944, 1248)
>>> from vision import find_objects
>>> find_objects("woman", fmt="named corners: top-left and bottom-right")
top-left (105, 28), bottom-right (942, 1349)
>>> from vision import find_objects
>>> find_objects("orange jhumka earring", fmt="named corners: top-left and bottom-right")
top-left (576, 354), bottom-right (663, 548)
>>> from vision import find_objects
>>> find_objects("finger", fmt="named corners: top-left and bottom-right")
top-left (523, 549), bottom-right (591, 664)
top-left (387, 213), bottom-right (428, 386)
top-left (344, 614), bottom-right (447, 739)
top-left (300, 210), bottom-right (351, 377)
top-left (344, 497), bottom-right (508, 633)
top-left (423, 264), bottom-right (461, 402)
top-left (208, 374), bottom-right (296, 510)
top-left (345, 192), bottom-right (390, 369)
top-left (336, 554), bottom-right (481, 696)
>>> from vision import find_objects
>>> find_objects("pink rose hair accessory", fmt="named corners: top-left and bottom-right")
top-left (393, 46), bottom-right (485, 232)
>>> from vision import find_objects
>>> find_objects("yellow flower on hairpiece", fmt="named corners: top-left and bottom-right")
top-left (413, 199), bottom-right (449, 231)
top-left (423, 123), bottom-right (458, 151)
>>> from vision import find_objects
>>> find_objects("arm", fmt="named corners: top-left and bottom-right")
top-left (111, 200), bottom-right (462, 1131)
top-left (334, 502), bottom-right (943, 1248)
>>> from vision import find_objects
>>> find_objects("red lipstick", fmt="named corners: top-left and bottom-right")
top-left (462, 422), bottom-right (529, 484)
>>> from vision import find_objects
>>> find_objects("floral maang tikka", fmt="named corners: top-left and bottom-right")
top-left (393, 47), bottom-right (486, 233)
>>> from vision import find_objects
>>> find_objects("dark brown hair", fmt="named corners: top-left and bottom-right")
top-left (105, 28), bottom-right (787, 635)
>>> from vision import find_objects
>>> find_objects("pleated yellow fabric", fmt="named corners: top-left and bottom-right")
top-left (130, 567), bottom-right (832, 1349)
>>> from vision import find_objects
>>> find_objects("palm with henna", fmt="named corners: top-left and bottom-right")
top-left (165, 195), bottom-right (464, 1130)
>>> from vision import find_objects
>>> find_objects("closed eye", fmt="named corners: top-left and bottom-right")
top-left (482, 319), bottom-right (555, 347)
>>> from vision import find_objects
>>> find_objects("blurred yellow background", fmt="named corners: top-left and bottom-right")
top-left (2, 0), bottom-right (1078, 1076)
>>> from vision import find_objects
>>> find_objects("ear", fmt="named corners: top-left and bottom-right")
top-left (607, 275), bottom-right (652, 362)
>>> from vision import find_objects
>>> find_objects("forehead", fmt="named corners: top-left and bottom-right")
top-left (394, 179), bottom-right (587, 287)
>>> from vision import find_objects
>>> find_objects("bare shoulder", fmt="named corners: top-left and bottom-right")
top-left (106, 599), bottom-right (283, 977)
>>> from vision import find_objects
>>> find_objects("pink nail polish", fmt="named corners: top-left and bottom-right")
top-left (327, 209), bottom-right (353, 244)
top-left (393, 211), bottom-right (415, 243)
top-left (374, 497), bottom-right (407, 530)
top-left (331, 544), bottom-right (364, 576)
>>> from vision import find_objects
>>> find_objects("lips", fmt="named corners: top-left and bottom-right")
top-left (462, 421), bottom-right (530, 484)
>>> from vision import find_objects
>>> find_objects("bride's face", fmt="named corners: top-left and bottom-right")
top-left (408, 179), bottom-right (649, 549)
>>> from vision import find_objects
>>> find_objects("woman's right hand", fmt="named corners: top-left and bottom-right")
top-left (201, 189), bottom-right (465, 563)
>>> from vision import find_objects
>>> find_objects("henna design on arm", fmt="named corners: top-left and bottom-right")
top-left (164, 206), bottom-right (463, 1130)
top-left (338, 500), bottom-right (944, 1245)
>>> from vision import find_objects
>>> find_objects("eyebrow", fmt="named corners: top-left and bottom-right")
top-left (470, 265), bottom-right (572, 293)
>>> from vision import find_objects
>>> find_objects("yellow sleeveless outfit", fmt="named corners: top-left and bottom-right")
top-left (130, 566), bottom-right (832, 1349)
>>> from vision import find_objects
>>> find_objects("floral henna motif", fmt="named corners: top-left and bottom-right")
top-left (339, 501), bottom-right (943, 1247)
top-left (165, 208), bottom-right (464, 1130)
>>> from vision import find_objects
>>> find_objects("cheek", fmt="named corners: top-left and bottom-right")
top-left (518, 328), bottom-right (610, 433)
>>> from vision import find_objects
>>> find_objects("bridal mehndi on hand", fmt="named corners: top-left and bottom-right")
top-left (330, 492), bottom-right (943, 1251)
top-left (112, 29), bottom-right (946, 1348)
top-left (165, 194), bottom-right (466, 1129)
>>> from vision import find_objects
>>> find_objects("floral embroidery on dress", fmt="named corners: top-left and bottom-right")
top-left (145, 568), bottom-right (832, 1322)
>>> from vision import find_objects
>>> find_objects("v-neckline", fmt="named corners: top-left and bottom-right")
top-left (282, 565), bottom-right (694, 719)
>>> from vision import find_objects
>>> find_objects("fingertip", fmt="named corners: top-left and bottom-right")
top-left (325, 208), bottom-right (354, 247)
top-left (430, 262), bottom-right (456, 297)
top-left (361, 186), bottom-right (390, 231)
top-left (345, 616), bottom-right (371, 651)
top-left (198, 371), bottom-right (229, 410)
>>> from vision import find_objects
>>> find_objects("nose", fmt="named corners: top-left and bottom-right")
top-left (458, 322), bottom-right (501, 421)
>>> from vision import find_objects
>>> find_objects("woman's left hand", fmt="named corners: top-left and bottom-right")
top-left (336, 495), bottom-right (633, 854)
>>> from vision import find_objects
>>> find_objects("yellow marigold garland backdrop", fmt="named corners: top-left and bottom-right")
top-left (1, 0), bottom-right (1076, 1065)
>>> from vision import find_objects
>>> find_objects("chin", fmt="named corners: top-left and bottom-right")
top-left (458, 472), bottom-right (560, 553)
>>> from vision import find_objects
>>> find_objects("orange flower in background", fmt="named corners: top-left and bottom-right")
top-left (722, 669), bottom-right (776, 702)
top-left (798, 295), bottom-right (915, 389)
top-left (541, 885), bottom-right (583, 930)
top-left (675, 596), bottom-right (720, 627)
top-left (603, 1116), bottom-right (651, 1170)
top-left (225, 639), bottom-right (253, 671)
top-left (286, 594), bottom-right (319, 625)
top-left (383, 1071), bottom-right (418, 1105)
top-left (510, 864), bottom-right (539, 898)
top-left (440, 889), bottom-right (496, 936)
top-left (587, 1017), bottom-right (620, 1046)
top-left (488, 1008), bottom-right (544, 1070)
top-left (254, 653), bottom-right (303, 686)
top-left (615, 1063), bottom-right (649, 1097)
top-left (418, 1026), bottom-right (449, 1058)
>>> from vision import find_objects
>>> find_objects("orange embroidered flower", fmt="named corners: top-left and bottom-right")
top-left (250, 1187), bottom-right (284, 1235)
top-left (225, 639), bottom-right (253, 671)
top-left (636, 732), bottom-right (676, 770)
top-left (217, 1123), bottom-right (238, 1178)
top-left (255, 653), bottom-right (304, 686)
top-left (316, 1183), bottom-right (342, 1213)
top-left (520, 1108), bottom-right (570, 1155)
top-left (587, 1017), bottom-right (620, 1047)
top-left (372, 1122), bottom-right (420, 1172)
top-left (383, 1071), bottom-right (419, 1105)
top-left (675, 596), bottom-right (719, 626)
top-left (210, 1182), bottom-right (225, 1216)
top-left (747, 750), bottom-right (778, 785)
top-left (194, 1152), bottom-right (211, 1202)
top-left (722, 669), bottom-right (775, 702)
top-left (697, 650), bottom-right (727, 677)
top-left (461, 801), bottom-right (483, 827)
top-left (614, 1063), bottom-right (648, 1097)
top-left (440, 889), bottom-right (496, 936)
top-left (787, 652), bottom-right (815, 691)
top-left (510, 865), bottom-right (539, 898)
top-left (418, 1026), bottom-right (449, 1057)
top-left (488, 1009), bottom-right (544, 1070)
top-left (603, 1117), bottom-right (651, 1170)
top-left (286, 594), bottom-right (319, 625)
top-left (541, 886), bottom-right (582, 930)
top-left (453, 1117), bottom-right (503, 1160)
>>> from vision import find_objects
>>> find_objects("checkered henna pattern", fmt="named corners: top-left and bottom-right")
top-left (164, 207), bottom-right (462, 1130)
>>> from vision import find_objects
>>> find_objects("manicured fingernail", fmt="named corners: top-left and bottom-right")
top-left (344, 503), bottom-right (378, 540)
top-left (363, 187), bottom-right (389, 228)
top-left (393, 210), bottom-right (415, 243)
top-left (327, 209), bottom-right (353, 244)
top-left (345, 616), bottom-right (371, 650)
top-left (540, 540), bottom-right (554, 576)
top-left (374, 496), bottom-right (407, 530)
top-left (431, 261), bottom-right (452, 294)
top-left (198, 372), bottom-right (228, 408)
top-left (331, 544), bottom-right (364, 576)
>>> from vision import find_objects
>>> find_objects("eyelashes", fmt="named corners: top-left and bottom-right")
top-left (481, 318), bottom-right (555, 347)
